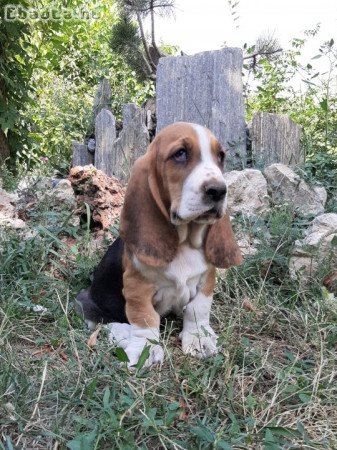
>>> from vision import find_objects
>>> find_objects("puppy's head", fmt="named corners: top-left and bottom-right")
top-left (120, 122), bottom-right (242, 268)
top-left (148, 122), bottom-right (227, 225)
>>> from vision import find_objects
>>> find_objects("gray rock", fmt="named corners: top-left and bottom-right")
top-left (93, 78), bottom-right (112, 117)
top-left (95, 108), bottom-right (116, 175)
top-left (289, 213), bottom-right (337, 281)
top-left (111, 103), bottom-right (149, 182)
top-left (52, 179), bottom-right (76, 208)
top-left (156, 48), bottom-right (246, 169)
top-left (224, 169), bottom-right (270, 216)
top-left (0, 187), bottom-right (26, 229)
top-left (251, 112), bottom-right (302, 168)
top-left (263, 163), bottom-right (326, 216)
top-left (72, 142), bottom-right (93, 167)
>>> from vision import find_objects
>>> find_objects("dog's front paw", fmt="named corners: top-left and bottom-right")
top-left (124, 325), bottom-right (164, 368)
top-left (125, 342), bottom-right (164, 368)
top-left (180, 326), bottom-right (218, 358)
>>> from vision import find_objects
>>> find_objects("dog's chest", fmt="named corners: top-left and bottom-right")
top-left (134, 244), bottom-right (208, 315)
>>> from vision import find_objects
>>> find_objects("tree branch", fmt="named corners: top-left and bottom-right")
top-left (243, 48), bottom-right (283, 60)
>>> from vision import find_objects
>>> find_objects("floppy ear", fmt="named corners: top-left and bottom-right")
top-left (120, 152), bottom-right (179, 267)
top-left (204, 213), bottom-right (242, 268)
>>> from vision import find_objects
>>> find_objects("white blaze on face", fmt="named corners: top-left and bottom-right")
top-left (176, 124), bottom-right (227, 222)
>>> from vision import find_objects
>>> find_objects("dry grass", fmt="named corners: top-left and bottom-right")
top-left (1, 202), bottom-right (337, 449)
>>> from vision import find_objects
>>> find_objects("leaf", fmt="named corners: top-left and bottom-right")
top-left (133, 345), bottom-right (151, 370)
top-left (66, 428), bottom-right (97, 450)
top-left (331, 236), bottom-right (337, 247)
top-left (179, 398), bottom-right (189, 422)
top-left (190, 422), bottom-right (214, 443)
top-left (103, 386), bottom-right (110, 409)
top-left (114, 347), bottom-right (129, 363)
top-left (242, 298), bottom-right (256, 312)
top-left (265, 426), bottom-right (301, 438)
top-left (299, 393), bottom-right (311, 404)
top-left (87, 327), bottom-right (101, 348)
top-left (59, 350), bottom-right (68, 362)
top-left (32, 345), bottom-right (53, 357)
top-left (319, 98), bottom-right (328, 112)
top-left (302, 79), bottom-right (317, 87)
top-left (311, 54), bottom-right (322, 59)
top-left (217, 441), bottom-right (232, 450)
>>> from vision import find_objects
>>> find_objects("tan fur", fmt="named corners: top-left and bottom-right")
top-left (204, 213), bottom-right (243, 268)
top-left (122, 252), bottom-right (160, 328)
top-left (201, 266), bottom-right (216, 296)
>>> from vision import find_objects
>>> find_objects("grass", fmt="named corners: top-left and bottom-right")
top-left (1, 188), bottom-right (337, 449)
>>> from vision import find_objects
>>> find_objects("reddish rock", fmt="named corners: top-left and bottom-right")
top-left (69, 165), bottom-right (125, 229)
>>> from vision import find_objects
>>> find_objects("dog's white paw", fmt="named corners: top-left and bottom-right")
top-left (108, 322), bottom-right (131, 349)
top-left (125, 342), bottom-right (164, 368)
top-left (119, 325), bottom-right (164, 368)
top-left (180, 326), bottom-right (218, 358)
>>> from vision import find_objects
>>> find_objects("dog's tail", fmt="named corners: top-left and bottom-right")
top-left (75, 288), bottom-right (105, 330)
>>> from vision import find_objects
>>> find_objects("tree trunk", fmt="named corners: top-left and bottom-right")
top-left (0, 128), bottom-right (10, 164)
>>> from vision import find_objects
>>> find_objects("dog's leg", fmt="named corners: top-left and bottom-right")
top-left (122, 259), bottom-right (164, 368)
top-left (180, 267), bottom-right (219, 357)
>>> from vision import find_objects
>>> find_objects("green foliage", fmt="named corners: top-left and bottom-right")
top-left (0, 0), bottom-right (155, 170)
top-left (0, 0), bottom-right (32, 164)
top-left (245, 34), bottom-right (337, 164)
top-left (111, 0), bottom-right (176, 80)
top-left (299, 151), bottom-right (337, 212)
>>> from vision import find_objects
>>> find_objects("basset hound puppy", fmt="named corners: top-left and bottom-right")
top-left (75, 122), bottom-right (242, 367)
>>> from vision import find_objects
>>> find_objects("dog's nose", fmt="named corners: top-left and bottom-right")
top-left (205, 183), bottom-right (227, 202)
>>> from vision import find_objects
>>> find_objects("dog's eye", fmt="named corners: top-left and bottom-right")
top-left (172, 148), bottom-right (187, 163)
top-left (218, 151), bottom-right (225, 165)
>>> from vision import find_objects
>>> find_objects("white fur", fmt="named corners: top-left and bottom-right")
top-left (177, 123), bottom-right (226, 221)
top-left (180, 292), bottom-right (218, 357)
top-left (108, 322), bottom-right (131, 349)
top-left (133, 243), bottom-right (209, 317)
top-left (109, 324), bottom-right (163, 367)
top-left (127, 326), bottom-right (163, 367)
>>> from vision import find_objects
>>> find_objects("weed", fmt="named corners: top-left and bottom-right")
top-left (1, 182), bottom-right (337, 449)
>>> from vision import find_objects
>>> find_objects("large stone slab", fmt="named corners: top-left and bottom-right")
top-left (263, 163), bottom-right (326, 216)
top-left (72, 142), bottom-right (93, 167)
top-left (93, 78), bottom-right (112, 117)
top-left (111, 103), bottom-right (149, 182)
top-left (251, 112), bottom-right (302, 168)
top-left (156, 48), bottom-right (246, 169)
top-left (95, 108), bottom-right (116, 175)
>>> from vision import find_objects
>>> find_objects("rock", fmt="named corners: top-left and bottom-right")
top-left (52, 179), bottom-right (76, 208)
top-left (313, 185), bottom-right (328, 205)
top-left (111, 103), bottom-right (150, 182)
top-left (17, 176), bottom-right (53, 196)
top-left (156, 48), bottom-right (246, 169)
top-left (263, 164), bottom-right (326, 216)
top-left (69, 165), bottom-right (125, 229)
top-left (72, 142), bottom-right (93, 167)
top-left (289, 213), bottom-right (337, 281)
top-left (93, 78), bottom-right (112, 117)
top-left (251, 112), bottom-right (302, 168)
top-left (237, 234), bottom-right (260, 256)
top-left (0, 186), bottom-right (26, 229)
top-left (224, 169), bottom-right (270, 216)
top-left (95, 108), bottom-right (116, 175)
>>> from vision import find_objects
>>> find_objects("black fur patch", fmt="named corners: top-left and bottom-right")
top-left (75, 237), bottom-right (128, 324)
